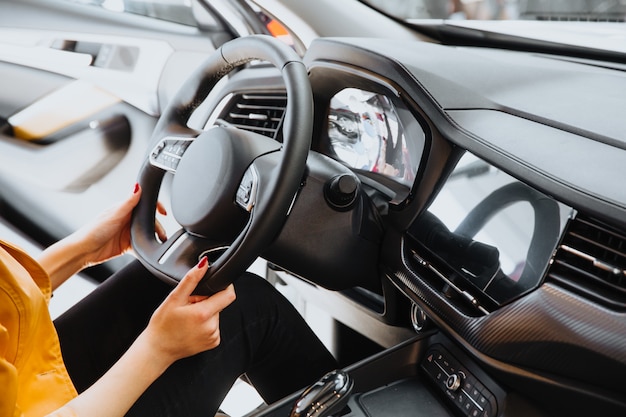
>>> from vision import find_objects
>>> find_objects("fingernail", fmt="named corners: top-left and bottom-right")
top-left (197, 256), bottom-right (208, 268)
top-left (133, 183), bottom-right (140, 194)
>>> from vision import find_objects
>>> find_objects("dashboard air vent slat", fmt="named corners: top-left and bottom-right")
top-left (547, 215), bottom-right (626, 310)
top-left (219, 93), bottom-right (287, 140)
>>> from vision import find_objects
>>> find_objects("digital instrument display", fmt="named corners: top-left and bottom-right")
top-left (327, 88), bottom-right (422, 188)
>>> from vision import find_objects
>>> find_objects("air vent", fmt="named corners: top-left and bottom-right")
top-left (405, 244), bottom-right (494, 316)
top-left (547, 215), bottom-right (626, 310)
top-left (218, 93), bottom-right (287, 140)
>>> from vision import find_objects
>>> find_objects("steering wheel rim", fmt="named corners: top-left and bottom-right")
top-left (130, 35), bottom-right (312, 295)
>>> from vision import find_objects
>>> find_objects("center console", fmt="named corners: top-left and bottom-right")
top-left (246, 331), bottom-right (508, 417)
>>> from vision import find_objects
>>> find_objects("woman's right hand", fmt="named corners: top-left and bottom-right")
top-left (142, 257), bottom-right (237, 363)
top-left (52, 258), bottom-right (237, 417)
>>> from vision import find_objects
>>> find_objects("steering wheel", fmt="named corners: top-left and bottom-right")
top-left (454, 181), bottom-right (561, 291)
top-left (130, 35), bottom-right (312, 295)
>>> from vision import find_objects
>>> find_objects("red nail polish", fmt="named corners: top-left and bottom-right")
top-left (133, 183), bottom-right (140, 194)
top-left (198, 256), bottom-right (208, 268)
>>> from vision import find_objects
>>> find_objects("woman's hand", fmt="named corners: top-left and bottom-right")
top-left (39, 183), bottom-right (167, 290)
top-left (74, 183), bottom-right (167, 267)
top-left (54, 259), bottom-right (236, 417)
top-left (141, 257), bottom-right (236, 362)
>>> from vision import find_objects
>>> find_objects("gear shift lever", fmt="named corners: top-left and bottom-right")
top-left (290, 370), bottom-right (354, 417)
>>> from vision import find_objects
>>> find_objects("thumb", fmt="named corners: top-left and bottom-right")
top-left (193, 283), bottom-right (236, 316)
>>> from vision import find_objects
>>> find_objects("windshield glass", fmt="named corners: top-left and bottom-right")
top-left (363, 0), bottom-right (626, 22)
top-left (64, 0), bottom-right (198, 25)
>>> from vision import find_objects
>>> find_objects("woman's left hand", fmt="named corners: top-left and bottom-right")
top-left (76, 183), bottom-right (167, 267)
top-left (39, 183), bottom-right (167, 289)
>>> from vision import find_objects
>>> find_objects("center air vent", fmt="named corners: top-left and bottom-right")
top-left (218, 93), bottom-right (287, 140)
top-left (547, 215), bottom-right (626, 310)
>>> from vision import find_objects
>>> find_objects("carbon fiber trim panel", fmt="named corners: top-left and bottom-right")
top-left (394, 237), bottom-right (626, 396)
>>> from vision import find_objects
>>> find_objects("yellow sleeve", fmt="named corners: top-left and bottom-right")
top-left (0, 324), bottom-right (19, 417)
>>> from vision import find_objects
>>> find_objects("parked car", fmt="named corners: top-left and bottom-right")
top-left (2, 0), bottom-right (626, 416)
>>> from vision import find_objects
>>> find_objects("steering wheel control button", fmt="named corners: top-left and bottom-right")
top-left (421, 344), bottom-right (498, 417)
top-left (236, 166), bottom-right (259, 212)
top-left (149, 137), bottom-right (193, 173)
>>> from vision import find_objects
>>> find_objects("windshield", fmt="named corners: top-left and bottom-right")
top-left (63, 0), bottom-right (198, 25)
top-left (363, 0), bottom-right (626, 22)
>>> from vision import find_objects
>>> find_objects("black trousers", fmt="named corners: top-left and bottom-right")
top-left (54, 260), bottom-right (337, 416)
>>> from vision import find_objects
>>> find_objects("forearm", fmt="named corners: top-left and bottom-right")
top-left (38, 234), bottom-right (89, 291)
top-left (51, 332), bottom-right (173, 417)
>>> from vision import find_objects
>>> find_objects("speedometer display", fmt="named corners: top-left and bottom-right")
top-left (328, 88), bottom-right (421, 187)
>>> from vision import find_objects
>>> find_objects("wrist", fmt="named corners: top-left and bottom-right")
top-left (134, 330), bottom-right (178, 372)
top-left (61, 231), bottom-right (94, 268)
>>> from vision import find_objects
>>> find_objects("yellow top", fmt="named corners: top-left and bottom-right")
top-left (0, 240), bottom-right (77, 417)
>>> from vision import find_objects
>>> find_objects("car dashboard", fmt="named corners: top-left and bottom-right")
top-left (2, 17), bottom-right (625, 414)
top-left (201, 37), bottom-right (626, 417)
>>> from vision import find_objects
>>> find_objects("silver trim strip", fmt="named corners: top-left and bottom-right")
top-left (158, 233), bottom-right (189, 265)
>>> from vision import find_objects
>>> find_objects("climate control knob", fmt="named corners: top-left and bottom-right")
top-left (446, 373), bottom-right (462, 392)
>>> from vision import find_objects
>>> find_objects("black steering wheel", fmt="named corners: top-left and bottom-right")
top-left (130, 35), bottom-right (312, 295)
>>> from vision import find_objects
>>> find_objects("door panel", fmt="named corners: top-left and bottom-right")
top-left (0, 0), bottom-right (235, 279)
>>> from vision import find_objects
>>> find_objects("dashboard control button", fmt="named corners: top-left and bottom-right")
top-left (480, 402), bottom-right (493, 417)
top-left (324, 173), bottom-right (358, 210)
top-left (469, 385), bottom-right (483, 402)
top-left (446, 373), bottom-right (462, 391)
top-left (462, 377), bottom-right (475, 394)
top-left (421, 344), bottom-right (499, 417)
top-left (445, 389), bottom-right (457, 402)
top-left (435, 370), bottom-right (444, 383)
top-left (410, 303), bottom-right (430, 332)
